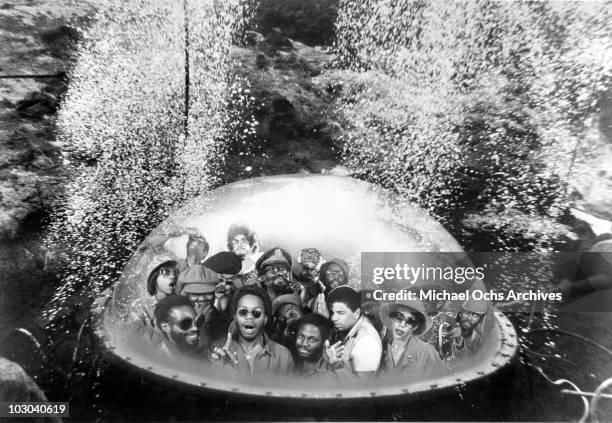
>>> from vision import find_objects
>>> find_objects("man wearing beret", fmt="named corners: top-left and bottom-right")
top-left (203, 251), bottom-right (242, 311)
top-left (255, 247), bottom-right (294, 302)
top-left (326, 286), bottom-right (382, 380)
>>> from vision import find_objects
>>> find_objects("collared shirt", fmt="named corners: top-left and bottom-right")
top-left (209, 334), bottom-right (293, 375)
top-left (296, 354), bottom-right (339, 381)
top-left (381, 335), bottom-right (441, 379)
top-left (340, 316), bottom-right (382, 374)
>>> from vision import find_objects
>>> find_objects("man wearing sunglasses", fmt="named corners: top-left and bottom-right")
top-left (154, 295), bottom-right (207, 357)
top-left (378, 299), bottom-right (441, 379)
top-left (209, 285), bottom-right (293, 375)
top-left (176, 265), bottom-right (229, 341)
top-left (441, 297), bottom-right (489, 362)
top-left (255, 247), bottom-right (294, 302)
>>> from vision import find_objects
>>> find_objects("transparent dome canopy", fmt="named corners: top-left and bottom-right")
top-left (93, 175), bottom-right (517, 398)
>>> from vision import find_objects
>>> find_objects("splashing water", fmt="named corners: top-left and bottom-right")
top-left (44, 0), bottom-right (255, 323)
top-left (329, 0), bottom-right (612, 252)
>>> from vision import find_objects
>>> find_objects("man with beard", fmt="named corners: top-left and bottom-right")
top-left (256, 247), bottom-right (294, 302)
top-left (441, 297), bottom-right (489, 361)
top-left (227, 224), bottom-right (259, 275)
top-left (327, 286), bottom-right (382, 380)
top-left (208, 285), bottom-right (293, 375)
top-left (294, 248), bottom-right (328, 317)
top-left (154, 295), bottom-right (207, 357)
top-left (293, 313), bottom-right (339, 381)
top-left (319, 258), bottom-right (350, 291)
top-left (269, 294), bottom-right (304, 349)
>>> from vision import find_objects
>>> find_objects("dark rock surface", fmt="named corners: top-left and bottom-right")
top-left (0, 357), bottom-right (49, 402)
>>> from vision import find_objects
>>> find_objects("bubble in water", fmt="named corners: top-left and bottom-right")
top-left (328, 0), bottom-right (612, 252)
top-left (44, 0), bottom-right (255, 321)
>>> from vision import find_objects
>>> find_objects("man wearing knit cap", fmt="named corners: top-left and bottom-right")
top-left (269, 294), bottom-right (304, 349)
top-left (256, 247), bottom-right (294, 301)
top-left (326, 286), bottom-right (382, 380)
top-left (176, 265), bottom-right (230, 341)
top-left (294, 248), bottom-right (329, 317)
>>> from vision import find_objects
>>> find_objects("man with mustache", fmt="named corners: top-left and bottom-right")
top-left (209, 285), bottom-right (293, 375)
top-left (154, 295), bottom-right (206, 357)
top-left (293, 313), bottom-right (339, 381)
top-left (319, 258), bottom-right (350, 291)
top-left (175, 264), bottom-right (224, 342)
top-left (295, 248), bottom-right (329, 317)
top-left (269, 294), bottom-right (304, 349)
top-left (256, 247), bottom-right (294, 302)
top-left (441, 297), bottom-right (489, 362)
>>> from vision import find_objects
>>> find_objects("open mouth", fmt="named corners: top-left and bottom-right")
top-left (243, 323), bottom-right (256, 332)
top-left (394, 329), bottom-right (406, 337)
top-left (185, 332), bottom-right (199, 341)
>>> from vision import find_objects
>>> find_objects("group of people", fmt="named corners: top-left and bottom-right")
top-left (129, 224), bottom-right (490, 382)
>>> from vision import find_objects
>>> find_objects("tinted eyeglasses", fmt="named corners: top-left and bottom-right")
top-left (390, 311), bottom-right (417, 327)
top-left (459, 308), bottom-right (485, 319)
top-left (237, 308), bottom-right (263, 319)
top-left (265, 265), bottom-right (290, 276)
top-left (174, 315), bottom-right (205, 331)
top-left (159, 267), bottom-right (176, 277)
top-left (231, 236), bottom-right (250, 246)
top-left (284, 309), bottom-right (301, 320)
top-left (325, 269), bottom-right (345, 278)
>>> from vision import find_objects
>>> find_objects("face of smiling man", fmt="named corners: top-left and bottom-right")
top-left (235, 294), bottom-right (267, 341)
top-left (165, 305), bottom-right (200, 351)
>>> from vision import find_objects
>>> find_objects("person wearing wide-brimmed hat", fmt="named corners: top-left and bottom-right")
top-left (132, 254), bottom-right (179, 328)
top-left (379, 299), bottom-right (441, 379)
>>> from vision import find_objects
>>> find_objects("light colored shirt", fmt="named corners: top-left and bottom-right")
top-left (340, 316), bottom-right (382, 374)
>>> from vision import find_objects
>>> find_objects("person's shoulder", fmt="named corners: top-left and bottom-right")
top-left (413, 337), bottom-right (440, 359)
top-left (357, 318), bottom-right (382, 343)
top-left (267, 338), bottom-right (292, 357)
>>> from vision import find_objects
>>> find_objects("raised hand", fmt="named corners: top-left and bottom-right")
top-left (210, 332), bottom-right (239, 366)
top-left (324, 340), bottom-right (344, 368)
